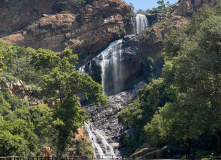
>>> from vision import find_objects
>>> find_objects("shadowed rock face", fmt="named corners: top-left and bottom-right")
top-left (81, 34), bottom-right (141, 95)
top-left (0, 0), bottom-right (58, 34)
top-left (2, 0), bottom-right (131, 56)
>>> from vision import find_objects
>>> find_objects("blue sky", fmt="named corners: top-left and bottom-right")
top-left (123, 0), bottom-right (179, 11)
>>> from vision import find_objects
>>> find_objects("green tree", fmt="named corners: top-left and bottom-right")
top-left (121, 3), bottom-right (221, 155)
top-left (0, 119), bottom-right (39, 156)
top-left (118, 78), bottom-right (169, 127)
top-left (129, 2), bottom-right (135, 12)
top-left (31, 48), bottom-right (107, 159)
top-left (118, 78), bottom-right (170, 153)
top-left (4, 46), bottom-right (40, 84)
top-left (0, 40), bottom-right (13, 77)
top-left (145, 4), bottom-right (221, 155)
top-left (157, 0), bottom-right (166, 12)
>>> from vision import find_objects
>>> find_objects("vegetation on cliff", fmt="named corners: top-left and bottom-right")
top-left (1, 0), bottom-right (221, 158)
top-left (136, 0), bottom-right (172, 14)
top-left (119, 3), bottom-right (221, 156)
top-left (0, 40), bottom-right (13, 78)
top-left (0, 44), bottom-right (107, 157)
top-left (31, 48), bottom-right (107, 158)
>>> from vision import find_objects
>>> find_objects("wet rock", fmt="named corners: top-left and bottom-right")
top-left (83, 82), bottom-right (145, 156)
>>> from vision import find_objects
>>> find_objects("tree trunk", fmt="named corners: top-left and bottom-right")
top-left (217, 136), bottom-right (221, 152)
top-left (212, 132), bottom-right (221, 153)
top-left (57, 131), bottom-right (66, 160)
top-left (57, 149), bottom-right (62, 160)
top-left (186, 139), bottom-right (192, 158)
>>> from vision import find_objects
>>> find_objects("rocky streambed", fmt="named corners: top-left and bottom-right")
top-left (83, 82), bottom-right (145, 156)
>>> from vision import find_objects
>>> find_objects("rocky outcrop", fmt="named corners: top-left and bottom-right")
top-left (83, 82), bottom-right (145, 156)
top-left (41, 147), bottom-right (52, 160)
top-left (0, 0), bottom-right (71, 35)
top-left (0, 78), bottom-right (43, 106)
top-left (2, 0), bottom-right (131, 57)
top-left (134, 0), bottom-right (217, 64)
top-left (75, 126), bottom-right (90, 142)
top-left (172, 0), bottom-right (216, 16)
top-left (81, 34), bottom-right (142, 94)
top-left (81, 0), bottom-right (217, 96)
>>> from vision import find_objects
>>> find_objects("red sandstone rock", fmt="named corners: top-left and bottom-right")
top-left (2, 0), bottom-right (131, 56)
top-left (41, 147), bottom-right (52, 160)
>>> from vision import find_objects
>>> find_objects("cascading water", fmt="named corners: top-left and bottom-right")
top-left (134, 14), bottom-right (149, 34)
top-left (80, 14), bottom-right (149, 159)
top-left (79, 65), bottom-right (85, 73)
top-left (99, 14), bottom-right (148, 94)
top-left (100, 39), bottom-right (123, 95)
top-left (84, 121), bottom-right (117, 159)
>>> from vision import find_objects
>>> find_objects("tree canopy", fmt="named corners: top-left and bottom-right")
top-left (0, 45), bottom-right (107, 157)
top-left (31, 48), bottom-right (107, 158)
top-left (119, 3), bottom-right (221, 156)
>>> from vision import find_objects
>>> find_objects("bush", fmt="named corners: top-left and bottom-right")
top-left (3, 47), bottom-right (42, 85)
top-left (53, 2), bottom-right (67, 12)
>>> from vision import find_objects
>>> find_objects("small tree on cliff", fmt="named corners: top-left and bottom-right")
top-left (31, 48), bottom-right (107, 159)
top-left (0, 40), bottom-right (12, 77)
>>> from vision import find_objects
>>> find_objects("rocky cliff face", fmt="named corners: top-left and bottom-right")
top-left (83, 82), bottom-right (145, 156)
top-left (2, 0), bottom-right (130, 58)
top-left (0, 0), bottom-right (70, 35)
top-left (0, 78), bottom-right (43, 106)
top-left (0, 0), bottom-right (218, 157)
top-left (82, 0), bottom-right (217, 157)
top-left (120, 0), bottom-right (217, 84)
top-left (1, 0), bottom-right (216, 68)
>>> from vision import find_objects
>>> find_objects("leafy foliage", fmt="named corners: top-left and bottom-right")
top-left (136, 0), bottom-right (171, 14)
top-left (31, 48), bottom-right (107, 158)
top-left (0, 89), bottom-right (44, 156)
top-left (3, 46), bottom-right (41, 84)
top-left (71, 0), bottom-right (93, 9)
top-left (119, 3), bottom-right (221, 156)
top-left (1, 45), bottom-right (107, 157)
top-left (53, 2), bottom-right (67, 12)
top-left (118, 78), bottom-right (170, 153)
top-left (0, 40), bottom-right (13, 78)
top-left (147, 4), bottom-right (221, 154)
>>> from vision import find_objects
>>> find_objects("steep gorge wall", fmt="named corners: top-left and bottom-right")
top-left (0, 0), bottom-right (218, 158)
top-left (1, 0), bottom-right (216, 66)
top-left (0, 0), bottom-right (70, 35)
top-left (1, 0), bottom-right (131, 58)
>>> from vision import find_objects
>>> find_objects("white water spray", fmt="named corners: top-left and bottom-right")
top-left (134, 14), bottom-right (149, 34)
top-left (81, 14), bottom-right (150, 158)
top-left (100, 39), bottom-right (123, 95)
top-left (79, 66), bottom-right (85, 73)
top-left (84, 121), bottom-right (117, 159)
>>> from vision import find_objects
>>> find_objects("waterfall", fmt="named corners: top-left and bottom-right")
top-left (80, 14), bottom-right (150, 158)
top-left (100, 39), bottom-right (123, 95)
top-left (79, 14), bottom-right (149, 94)
top-left (84, 121), bottom-right (117, 159)
top-left (134, 14), bottom-right (149, 34)
top-left (79, 65), bottom-right (85, 73)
